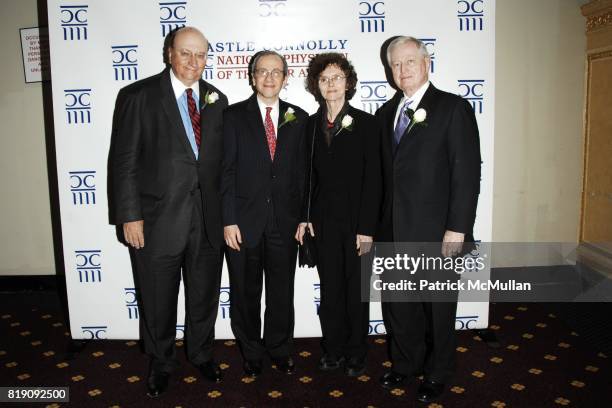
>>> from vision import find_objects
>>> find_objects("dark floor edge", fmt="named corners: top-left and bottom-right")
top-left (0, 275), bottom-right (60, 292)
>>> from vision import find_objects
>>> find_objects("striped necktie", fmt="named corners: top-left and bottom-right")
top-left (185, 88), bottom-right (201, 149)
top-left (393, 99), bottom-right (413, 145)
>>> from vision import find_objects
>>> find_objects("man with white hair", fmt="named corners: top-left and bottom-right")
top-left (375, 36), bottom-right (481, 403)
top-left (110, 26), bottom-right (228, 397)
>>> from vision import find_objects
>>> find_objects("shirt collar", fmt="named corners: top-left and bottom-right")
top-left (256, 95), bottom-right (280, 114)
top-left (169, 68), bottom-right (199, 100)
top-left (402, 81), bottom-right (430, 109)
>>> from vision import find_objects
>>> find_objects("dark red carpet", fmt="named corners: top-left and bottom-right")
top-left (1, 291), bottom-right (611, 407)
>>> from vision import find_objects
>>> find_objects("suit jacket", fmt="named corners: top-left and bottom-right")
top-left (375, 83), bottom-right (481, 243)
top-left (303, 105), bottom-right (382, 237)
top-left (109, 67), bottom-right (228, 250)
top-left (221, 94), bottom-right (308, 247)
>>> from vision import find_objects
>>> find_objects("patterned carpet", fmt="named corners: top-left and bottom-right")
top-left (1, 290), bottom-right (611, 408)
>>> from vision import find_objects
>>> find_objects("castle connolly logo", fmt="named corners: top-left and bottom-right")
top-left (205, 39), bottom-right (349, 81)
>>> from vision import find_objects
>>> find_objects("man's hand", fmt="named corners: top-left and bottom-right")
top-left (356, 234), bottom-right (373, 256)
top-left (123, 220), bottom-right (145, 249)
top-left (441, 230), bottom-right (465, 257)
top-left (224, 225), bottom-right (243, 251)
top-left (295, 222), bottom-right (315, 245)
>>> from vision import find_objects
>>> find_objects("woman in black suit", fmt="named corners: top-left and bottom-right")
top-left (296, 53), bottom-right (381, 376)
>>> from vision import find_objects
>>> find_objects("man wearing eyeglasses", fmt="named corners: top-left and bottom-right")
top-left (109, 27), bottom-right (227, 397)
top-left (221, 50), bottom-right (308, 378)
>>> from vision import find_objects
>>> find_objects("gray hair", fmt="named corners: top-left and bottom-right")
top-left (250, 50), bottom-right (289, 77)
top-left (386, 36), bottom-right (430, 65)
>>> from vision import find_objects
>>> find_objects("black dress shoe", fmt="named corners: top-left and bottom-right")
top-left (416, 379), bottom-right (445, 403)
top-left (147, 372), bottom-right (169, 398)
top-left (379, 371), bottom-right (408, 389)
top-left (272, 356), bottom-right (295, 374)
top-left (318, 354), bottom-right (345, 371)
top-left (345, 357), bottom-right (366, 377)
top-left (243, 359), bottom-right (263, 378)
top-left (197, 360), bottom-right (222, 383)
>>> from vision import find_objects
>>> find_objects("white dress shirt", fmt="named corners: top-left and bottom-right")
top-left (169, 69), bottom-right (200, 158)
top-left (257, 96), bottom-right (280, 138)
top-left (393, 81), bottom-right (430, 129)
top-left (170, 68), bottom-right (200, 100)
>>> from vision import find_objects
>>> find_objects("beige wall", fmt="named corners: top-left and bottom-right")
top-left (0, 1), bottom-right (587, 275)
top-left (0, 0), bottom-right (54, 276)
top-left (493, 0), bottom-right (585, 243)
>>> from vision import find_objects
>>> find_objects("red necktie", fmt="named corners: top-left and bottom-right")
top-left (186, 89), bottom-right (201, 149)
top-left (264, 106), bottom-right (276, 160)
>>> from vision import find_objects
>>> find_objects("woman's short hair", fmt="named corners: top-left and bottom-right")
top-left (305, 53), bottom-right (358, 103)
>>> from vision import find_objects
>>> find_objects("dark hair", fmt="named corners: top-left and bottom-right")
top-left (305, 53), bottom-right (358, 103)
top-left (250, 50), bottom-right (289, 77)
top-left (163, 27), bottom-right (181, 66)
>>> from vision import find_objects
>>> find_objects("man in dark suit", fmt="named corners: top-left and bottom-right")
top-left (221, 50), bottom-right (308, 377)
top-left (109, 26), bottom-right (228, 397)
top-left (375, 36), bottom-right (481, 403)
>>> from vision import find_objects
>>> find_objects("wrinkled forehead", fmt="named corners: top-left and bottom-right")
top-left (390, 42), bottom-right (421, 61)
top-left (256, 54), bottom-right (284, 70)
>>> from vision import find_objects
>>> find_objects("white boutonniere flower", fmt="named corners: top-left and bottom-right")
top-left (206, 91), bottom-right (219, 104)
top-left (278, 107), bottom-right (297, 128)
top-left (406, 108), bottom-right (428, 133)
top-left (412, 108), bottom-right (426, 123)
top-left (335, 114), bottom-right (354, 135)
top-left (201, 91), bottom-right (219, 110)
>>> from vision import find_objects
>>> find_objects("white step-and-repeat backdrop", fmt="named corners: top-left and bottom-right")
top-left (47, 0), bottom-right (495, 339)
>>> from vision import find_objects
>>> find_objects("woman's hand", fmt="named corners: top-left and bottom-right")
top-left (224, 225), bottom-right (243, 251)
top-left (356, 234), bottom-right (373, 256)
top-left (295, 222), bottom-right (315, 245)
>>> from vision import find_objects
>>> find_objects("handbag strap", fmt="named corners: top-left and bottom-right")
top-left (305, 121), bottom-right (316, 223)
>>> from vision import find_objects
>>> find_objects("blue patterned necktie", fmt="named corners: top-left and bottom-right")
top-left (393, 99), bottom-right (413, 145)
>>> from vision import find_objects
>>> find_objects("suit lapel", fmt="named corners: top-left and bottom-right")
top-left (159, 69), bottom-right (196, 161)
top-left (384, 91), bottom-right (402, 158)
top-left (246, 94), bottom-right (272, 164)
top-left (275, 100), bottom-right (292, 163)
top-left (329, 104), bottom-right (352, 141)
top-left (310, 108), bottom-right (323, 150)
top-left (198, 80), bottom-right (213, 161)
top-left (397, 84), bottom-right (438, 150)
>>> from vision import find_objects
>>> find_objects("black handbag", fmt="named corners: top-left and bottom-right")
top-left (298, 124), bottom-right (318, 268)
top-left (298, 225), bottom-right (317, 268)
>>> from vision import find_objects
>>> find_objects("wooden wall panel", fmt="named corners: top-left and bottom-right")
top-left (580, 1), bottom-right (612, 250)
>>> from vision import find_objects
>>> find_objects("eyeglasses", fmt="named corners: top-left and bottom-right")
top-left (254, 69), bottom-right (284, 79)
top-left (318, 75), bottom-right (346, 85)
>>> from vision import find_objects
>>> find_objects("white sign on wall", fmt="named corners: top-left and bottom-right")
top-left (47, 0), bottom-right (495, 340)
top-left (20, 26), bottom-right (50, 83)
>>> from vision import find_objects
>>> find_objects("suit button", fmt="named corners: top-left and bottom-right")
top-left (266, 198), bottom-right (271, 204)
top-left (272, 175), bottom-right (276, 179)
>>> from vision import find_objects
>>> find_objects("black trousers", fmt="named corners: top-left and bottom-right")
top-left (133, 191), bottom-right (222, 374)
top-left (382, 298), bottom-right (458, 383)
top-left (226, 206), bottom-right (297, 361)
top-left (315, 219), bottom-right (370, 360)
